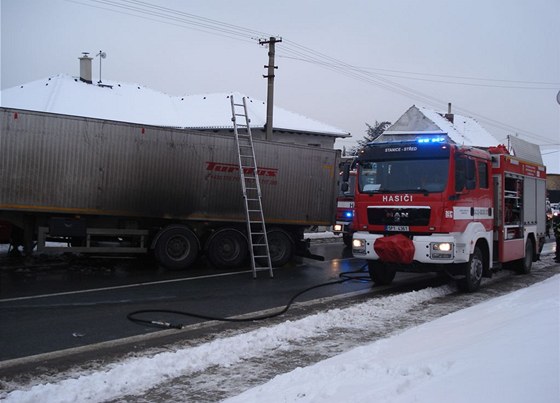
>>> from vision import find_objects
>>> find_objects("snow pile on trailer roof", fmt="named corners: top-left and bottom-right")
top-left (0, 74), bottom-right (349, 137)
top-left (380, 105), bottom-right (500, 147)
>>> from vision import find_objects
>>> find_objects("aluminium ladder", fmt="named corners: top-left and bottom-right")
top-left (230, 95), bottom-right (273, 278)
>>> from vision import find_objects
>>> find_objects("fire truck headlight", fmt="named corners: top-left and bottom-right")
top-left (430, 242), bottom-right (454, 259)
top-left (352, 238), bottom-right (366, 254)
top-left (333, 224), bottom-right (343, 232)
top-left (435, 242), bottom-right (452, 252)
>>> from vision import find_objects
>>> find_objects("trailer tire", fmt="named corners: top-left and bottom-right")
top-left (515, 238), bottom-right (533, 274)
top-left (367, 261), bottom-right (396, 285)
top-left (458, 245), bottom-right (483, 292)
top-left (154, 226), bottom-right (199, 270)
top-left (206, 228), bottom-right (248, 269)
top-left (259, 229), bottom-right (294, 267)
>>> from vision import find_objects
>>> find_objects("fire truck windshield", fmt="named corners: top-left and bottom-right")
top-left (358, 158), bottom-right (449, 194)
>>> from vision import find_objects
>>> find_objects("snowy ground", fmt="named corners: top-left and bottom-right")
top-left (1, 252), bottom-right (558, 403)
top-left (226, 274), bottom-right (559, 403)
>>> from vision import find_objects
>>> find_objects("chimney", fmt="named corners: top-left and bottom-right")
top-left (444, 102), bottom-right (454, 123)
top-left (79, 52), bottom-right (93, 84)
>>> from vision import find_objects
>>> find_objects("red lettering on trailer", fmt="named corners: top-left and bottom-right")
top-left (205, 161), bottom-right (278, 177)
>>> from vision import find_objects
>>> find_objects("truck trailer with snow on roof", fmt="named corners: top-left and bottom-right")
top-left (0, 107), bottom-right (340, 270)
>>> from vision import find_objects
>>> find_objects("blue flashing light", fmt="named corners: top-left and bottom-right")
top-left (344, 211), bottom-right (353, 219)
top-left (417, 136), bottom-right (446, 144)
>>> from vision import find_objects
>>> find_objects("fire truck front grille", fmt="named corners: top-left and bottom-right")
top-left (367, 207), bottom-right (431, 226)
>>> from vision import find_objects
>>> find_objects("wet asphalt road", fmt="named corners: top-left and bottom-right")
top-left (0, 237), bottom-right (557, 374)
top-left (0, 240), bottom-right (375, 362)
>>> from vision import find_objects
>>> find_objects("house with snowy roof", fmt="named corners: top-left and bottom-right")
top-left (376, 104), bottom-right (500, 147)
top-left (0, 54), bottom-right (350, 149)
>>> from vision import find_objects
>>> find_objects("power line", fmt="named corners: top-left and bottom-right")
top-left (278, 56), bottom-right (558, 90)
top-left (71, 0), bottom-right (558, 147)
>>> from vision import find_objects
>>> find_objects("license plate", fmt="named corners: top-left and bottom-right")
top-left (385, 225), bottom-right (409, 231)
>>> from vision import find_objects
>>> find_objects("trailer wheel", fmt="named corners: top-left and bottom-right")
top-left (154, 226), bottom-right (199, 270)
top-left (515, 238), bottom-right (533, 274)
top-left (259, 229), bottom-right (294, 267)
top-left (458, 245), bottom-right (483, 292)
top-left (367, 261), bottom-right (396, 285)
top-left (206, 228), bottom-right (248, 269)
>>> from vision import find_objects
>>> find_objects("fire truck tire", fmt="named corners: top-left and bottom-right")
top-left (515, 238), bottom-right (533, 274)
top-left (206, 228), bottom-right (248, 269)
top-left (259, 229), bottom-right (294, 267)
top-left (154, 226), bottom-right (199, 270)
top-left (367, 261), bottom-right (396, 285)
top-left (458, 246), bottom-right (483, 292)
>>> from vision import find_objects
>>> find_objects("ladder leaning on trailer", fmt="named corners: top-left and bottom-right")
top-left (230, 95), bottom-right (273, 278)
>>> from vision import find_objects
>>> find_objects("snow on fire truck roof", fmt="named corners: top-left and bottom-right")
top-left (379, 105), bottom-right (500, 147)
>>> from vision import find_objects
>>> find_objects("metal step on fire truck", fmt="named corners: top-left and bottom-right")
top-left (345, 135), bottom-right (547, 292)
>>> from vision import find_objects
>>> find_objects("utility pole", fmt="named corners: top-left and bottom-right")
top-left (259, 36), bottom-right (282, 141)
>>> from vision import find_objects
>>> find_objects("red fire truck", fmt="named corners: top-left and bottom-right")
top-left (347, 137), bottom-right (547, 292)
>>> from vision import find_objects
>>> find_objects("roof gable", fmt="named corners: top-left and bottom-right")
top-left (380, 105), bottom-right (500, 147)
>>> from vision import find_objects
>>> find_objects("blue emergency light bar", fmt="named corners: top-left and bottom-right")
top-left (417, 136), bottom-right (446, 144)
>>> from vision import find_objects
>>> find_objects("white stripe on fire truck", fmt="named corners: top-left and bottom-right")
top-left (452, 206), bottom-right (493, 220)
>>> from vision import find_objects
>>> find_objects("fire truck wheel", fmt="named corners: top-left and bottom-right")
top-left (367, 261), bottom-right (396, 285)
top-left (206, 228), bottom-right (248, 269)
top-left (515, 238), bottom-right (534, 274)
top-left (259, 229), bottom-right (294, 267)
top-left (458, 246), bottom-right (483, 292)
top-left (154, 226), bottom-right (199, 270)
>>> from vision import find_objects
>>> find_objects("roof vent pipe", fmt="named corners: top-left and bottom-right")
top-left (445, 102), bottom-right (454, 123)
top-left (79, 52), bottom-right (93, 84)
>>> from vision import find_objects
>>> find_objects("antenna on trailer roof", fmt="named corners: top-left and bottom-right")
top-left (96, 50), bottom-right (107, 84)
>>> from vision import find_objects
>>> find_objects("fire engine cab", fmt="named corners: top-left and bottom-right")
top-left (348, 136), bottom-right (547, 292)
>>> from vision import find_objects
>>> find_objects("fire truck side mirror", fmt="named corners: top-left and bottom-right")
top-left (341, 182), bottom-right (349, 192)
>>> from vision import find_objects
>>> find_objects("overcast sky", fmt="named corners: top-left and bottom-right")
top-left (1, 0), bottom-right (559, 171)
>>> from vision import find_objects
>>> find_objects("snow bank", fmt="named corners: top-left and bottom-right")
top-left (225, 275), bottom-right (560, 403)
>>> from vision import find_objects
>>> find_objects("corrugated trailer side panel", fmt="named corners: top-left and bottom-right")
top-left (0, 108), bottom-right (339, 226)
